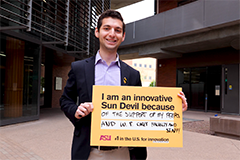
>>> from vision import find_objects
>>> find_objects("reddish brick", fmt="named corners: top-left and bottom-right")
top-left (51, 57), bottom-right (75, 108)
top-left (156, 58), bottom-right (177, 87)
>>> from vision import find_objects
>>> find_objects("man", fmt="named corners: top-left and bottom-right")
top-left (60, 10), bottom-right (188, 160)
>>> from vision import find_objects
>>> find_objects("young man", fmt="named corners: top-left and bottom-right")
top-left (60, 10), bottom-right (188, 160)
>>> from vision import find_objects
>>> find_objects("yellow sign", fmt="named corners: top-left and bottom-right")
top-left (91, 85), bottom-right (182, 147)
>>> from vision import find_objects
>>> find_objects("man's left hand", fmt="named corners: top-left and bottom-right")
top-left (178, 91), bottom-right (188, 112)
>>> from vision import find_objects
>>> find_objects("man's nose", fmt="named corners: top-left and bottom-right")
top-left (109, 28), bottom-right (116, 37)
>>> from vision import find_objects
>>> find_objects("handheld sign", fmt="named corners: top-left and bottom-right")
top-left (91, 86), bottom-right (182, 147)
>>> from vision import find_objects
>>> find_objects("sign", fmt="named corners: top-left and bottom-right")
top-left (215, 85), bottom-right (220, 96)
top-left (55, 77), bottom-right (62, 90)
top-left (91, 86), bottom-right (182, 147)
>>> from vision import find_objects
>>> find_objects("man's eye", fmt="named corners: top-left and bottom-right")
top-left (104, 28), bottom-right (110, 31)
top-left (115, 29), bottom-right (122, 33)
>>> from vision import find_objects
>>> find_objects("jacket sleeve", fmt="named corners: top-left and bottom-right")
top-left (129, 147), bottom-right (147, 160)
top-left (136, 70), bottom-right (142, 87)
top-left (59, 63), bottom-right (78, 126)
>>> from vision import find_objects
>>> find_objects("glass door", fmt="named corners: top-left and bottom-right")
top-left (178, 66), bottom-right (221, 112)
top-left (190, 67), bottom-right (206, 110)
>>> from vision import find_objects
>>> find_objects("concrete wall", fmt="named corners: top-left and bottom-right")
top-left (121, 0), bottom-right (240, 47)
top-left (210, 116), bottom-right (240, 140)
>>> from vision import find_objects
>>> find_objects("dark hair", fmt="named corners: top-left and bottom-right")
top-left (97, 9), bottom-right (125, 34)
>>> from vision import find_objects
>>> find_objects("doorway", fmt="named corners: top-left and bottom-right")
top-left (177, 66), bottom-right (221, 112)
top-left (40, 47), bottom-right (53, 108)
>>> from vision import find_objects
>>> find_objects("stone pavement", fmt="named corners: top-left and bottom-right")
top-left (0, 109), bottom-right (239, 160)
top-left (0, 109), bottom-right (73, 160)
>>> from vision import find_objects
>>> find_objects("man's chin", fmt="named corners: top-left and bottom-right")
top-left (105, 45), bottom-right (118, 51)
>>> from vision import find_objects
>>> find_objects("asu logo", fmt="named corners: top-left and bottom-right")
top-left (99, 135), bottom-right (111, 141)
top-left (123, 77), bottom-right (127, 84)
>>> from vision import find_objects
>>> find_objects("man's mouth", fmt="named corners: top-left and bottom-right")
top-left (106, 39), bottom-right (117, 43)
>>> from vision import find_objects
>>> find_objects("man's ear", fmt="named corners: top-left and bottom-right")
top-left (95, 27), bottom-right (99, 38)
top-left (122, 32), bottom-right (126, 42)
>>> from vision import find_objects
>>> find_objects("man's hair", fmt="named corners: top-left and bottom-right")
top-left (97, 9), bottom-right (125, 34)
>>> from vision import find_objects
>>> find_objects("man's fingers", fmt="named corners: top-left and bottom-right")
top-left (79, 105), bottom-right (89, 116)
top-left (75, 102), bottom-right (94, 119)
top-left (178, 92), bottom-right (188, 112)
top-left (84, 102), bottom-right (94, 112)
top-left (87, 103), bottom-right (94, 112)
top-left (75, 108), bottom-right (84, 119)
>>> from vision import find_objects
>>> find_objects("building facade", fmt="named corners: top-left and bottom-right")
top-left (0, 0), bottom-right (109, 126)
top-left (119, 0), bottom-right (240, 115)
top-left (123, 58), bottom-right (156, 87)
top-left (0, 0), bottom-right (142, 126)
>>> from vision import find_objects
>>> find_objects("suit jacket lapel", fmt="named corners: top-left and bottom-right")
top-left (120, 60), bottom-right (130, 86)
top-left (85, 56), bottom-right (95, 100)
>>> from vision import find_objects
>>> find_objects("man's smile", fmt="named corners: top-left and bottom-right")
top-left (106, 38), bottom-right (117, 43)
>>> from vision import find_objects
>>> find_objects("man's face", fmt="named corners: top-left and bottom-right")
top-left (95, 17), bottom-right (125, 53)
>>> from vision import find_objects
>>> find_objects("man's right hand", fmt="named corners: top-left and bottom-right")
top-left (75, 102), bottom-right (94, 119)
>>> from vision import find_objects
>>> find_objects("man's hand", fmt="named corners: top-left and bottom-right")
top-left (75, 102), bottom-right (94, 119)
top-left (178, 91), bottom-right (188, 112)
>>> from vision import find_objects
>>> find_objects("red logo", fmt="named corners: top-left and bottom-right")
top-left (100, 135), bottom-right (111, 141)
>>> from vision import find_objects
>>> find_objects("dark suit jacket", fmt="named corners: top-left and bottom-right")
top-left (60, 56), bottom-right (147, 160)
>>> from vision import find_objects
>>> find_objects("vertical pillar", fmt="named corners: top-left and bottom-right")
top-left (44, 48), bottom-right (53, 108)
top-left (64, 0), bottom-right (70, 46)
top-left (27, 0), bottom-right (32, 31)
top-left (87, 0), bottom-right (91, 55)
top-left (4, 37), bottom-right (25, 117)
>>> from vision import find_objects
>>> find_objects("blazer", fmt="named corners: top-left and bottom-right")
top-left (60, 55), bottom-right (147, 160)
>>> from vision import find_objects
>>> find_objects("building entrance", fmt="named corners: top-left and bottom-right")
top-left (0, 34), bottom-right (40, 126)
top-left (40, 47), bottom-right (53, 108)
top-left (177, 66), bottom-right (221, 112)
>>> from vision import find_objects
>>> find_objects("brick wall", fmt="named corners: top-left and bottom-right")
top-left (158, 0), bottom-right (178, 13)
top-left (51, 58), bottom-right (75, 108)
top-left (156, 0), bottom-right (198, 13)
top-left (156, 58), bottom-right (177, 87)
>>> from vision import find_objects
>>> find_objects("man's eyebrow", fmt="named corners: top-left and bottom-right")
top-left (102, 25), bottom-right (110, 28)
top-left (115, 27), bottom-right (122, 30)
top-left (102, 25), bottom-right (122, 30)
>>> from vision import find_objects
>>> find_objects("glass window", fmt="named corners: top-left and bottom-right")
top-left (0, 35), bottom-right (6, 113)
top-left (177, 67), bottom-right (205, 110)
top-left (0, 34), bottom-right (40, 125)
top-left (149, 65), bottom-right (152, 68)
top-left (134, 63), bottom-right (137, 67)
top-left (139, 64), bottom-right (142, 67)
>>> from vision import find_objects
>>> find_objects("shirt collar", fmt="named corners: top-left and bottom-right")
top-left (95, 50), bottom-right (120, 67)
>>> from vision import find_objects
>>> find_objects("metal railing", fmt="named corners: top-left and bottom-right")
top-left (0, 0), bottom-right (110, 58)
